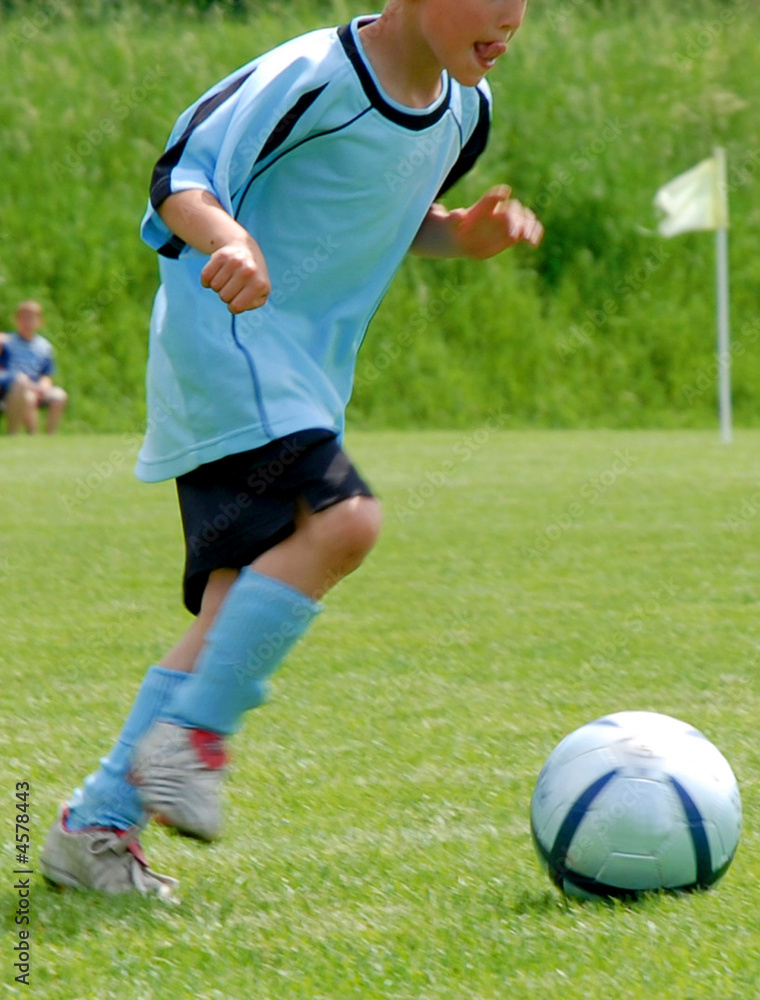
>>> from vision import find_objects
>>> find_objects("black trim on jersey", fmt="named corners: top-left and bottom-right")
top-left (436, 85), bottom-right (491, 197)
top-left (233, 107), bottom-right (373, 222)
top-left (337, 22), bottom-right (451, 131)
top-left (155, 233), bottom-right (188, 260)
top-left (254, 83), bottom-right (330, 165)
top-left (151, 68), bottom-right (256, 258)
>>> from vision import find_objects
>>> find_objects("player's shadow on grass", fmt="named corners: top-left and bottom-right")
top-left (507, 887), bottom-right (641, 914)
top-left (483, 885), bottom-right (570, 916)
top-left (509, 888), bottom-right (569, 915)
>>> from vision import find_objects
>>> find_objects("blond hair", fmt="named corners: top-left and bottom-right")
top-left (16, 300), bottom-right (43, 316)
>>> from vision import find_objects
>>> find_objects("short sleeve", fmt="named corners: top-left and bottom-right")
top-left (37, 337), bottom-right (55, 377)
top-left (436, 80), bottom-right (492, 199)
top-left (140, 44), bottom-right (332, 259)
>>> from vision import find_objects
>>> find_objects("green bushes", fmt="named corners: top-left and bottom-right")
top-left (0, 1), bottom-right (757, 431)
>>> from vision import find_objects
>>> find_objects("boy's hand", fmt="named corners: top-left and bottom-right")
top-left (201, 238), bottom-right (272, 314)
top-left (454, 185), bottom-right (543, 259)
top-left (158, 190), bottom-right (271, 312)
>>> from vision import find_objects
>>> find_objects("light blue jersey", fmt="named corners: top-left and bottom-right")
top-left (137, 15), bottom-right (492, 482)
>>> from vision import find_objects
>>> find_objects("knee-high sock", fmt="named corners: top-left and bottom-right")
top-left (67, 665), bottom-right (191, 831)
top-left (161, 568), bottom-right (320, 735)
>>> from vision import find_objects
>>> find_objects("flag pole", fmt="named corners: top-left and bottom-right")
top-left (714, 146), bottom-right (732, 444)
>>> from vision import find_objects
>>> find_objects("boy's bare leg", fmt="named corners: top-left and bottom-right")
top-left (44, 386), bottom-right (68, 434)
top-left (131, 494), bottom-right (381, 839)
top-left (160, 568), bottom-right (240, 672)
top-left (159, 495), bottom-right (382, 673)
top-left (252, 495), bottom-right (383, 598)
top-left (4, 375), bottom-right (34, 434)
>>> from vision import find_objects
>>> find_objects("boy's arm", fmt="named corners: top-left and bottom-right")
top-left (411, 186), bottom-right (543, 259)
top-left (158, 189), bottom-right (271, 313)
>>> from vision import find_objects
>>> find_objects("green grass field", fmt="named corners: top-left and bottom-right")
top-left (2, 429), bottom-right (760, 998)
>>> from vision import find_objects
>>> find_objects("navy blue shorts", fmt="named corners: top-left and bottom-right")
top-left (176, 429), bottom-right (374, 615)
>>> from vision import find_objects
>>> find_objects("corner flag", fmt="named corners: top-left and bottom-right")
top-left (654, 153), bottom-right (729, 237)
top-left (654, 149), bottom-right (732, 443)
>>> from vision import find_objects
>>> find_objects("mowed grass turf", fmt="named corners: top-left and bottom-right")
top-left (2, 429), bottom-right (760, 998)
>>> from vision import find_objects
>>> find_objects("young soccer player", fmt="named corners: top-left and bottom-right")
top-left (41, 0), bottom-right (542, 898)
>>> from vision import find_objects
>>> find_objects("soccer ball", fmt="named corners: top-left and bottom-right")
top-left (530, 711), bottom-right (742, 900)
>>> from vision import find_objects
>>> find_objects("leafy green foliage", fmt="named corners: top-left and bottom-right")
top-left (0, 1), bottom-right (757, 431)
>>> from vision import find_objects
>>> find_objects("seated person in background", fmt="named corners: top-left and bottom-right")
top-left (0, 300), bottom-right (67, 434)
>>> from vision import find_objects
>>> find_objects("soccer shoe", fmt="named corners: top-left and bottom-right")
top-left (130, 722), bottom-right (228, 842)
top-left (40, 808), bottom-right (178, 900)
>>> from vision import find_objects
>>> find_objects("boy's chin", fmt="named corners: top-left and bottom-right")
top-left (446, 55), bottom-right (491, 88)
top-left (450, 68), bottom-right (487, 87)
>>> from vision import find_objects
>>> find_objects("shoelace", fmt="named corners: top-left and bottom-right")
top-left (87, 824), bottom-right (178, 900)
top-left (88, 823), bottom-right (146, 861)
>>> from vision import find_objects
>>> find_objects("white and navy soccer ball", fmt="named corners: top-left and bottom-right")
top-left (530, 711), bottom-right (742, 900)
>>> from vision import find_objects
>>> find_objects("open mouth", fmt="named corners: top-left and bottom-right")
top-left (474, 40), bottom-right (508, 70)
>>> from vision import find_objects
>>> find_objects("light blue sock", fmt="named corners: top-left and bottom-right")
top-left (67, 666), bottom-right (191, 831)
top-left (162, 569), bottom-right (321, 735)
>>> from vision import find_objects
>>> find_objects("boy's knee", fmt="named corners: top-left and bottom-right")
top-left (49, 387), bottom-right (67, 406)
top-left (345, 496), bottom-right (383, 558)
top-left (309, 496), bottom-right (382, 571)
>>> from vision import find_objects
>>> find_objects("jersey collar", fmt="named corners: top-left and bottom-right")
top-left (338, 16), bottom-right (451, 131)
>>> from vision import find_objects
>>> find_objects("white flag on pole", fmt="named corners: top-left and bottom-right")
top-left (654, 155), bottom-right (729, 237)
top-left (652, 149), bottom-right (733, 443)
